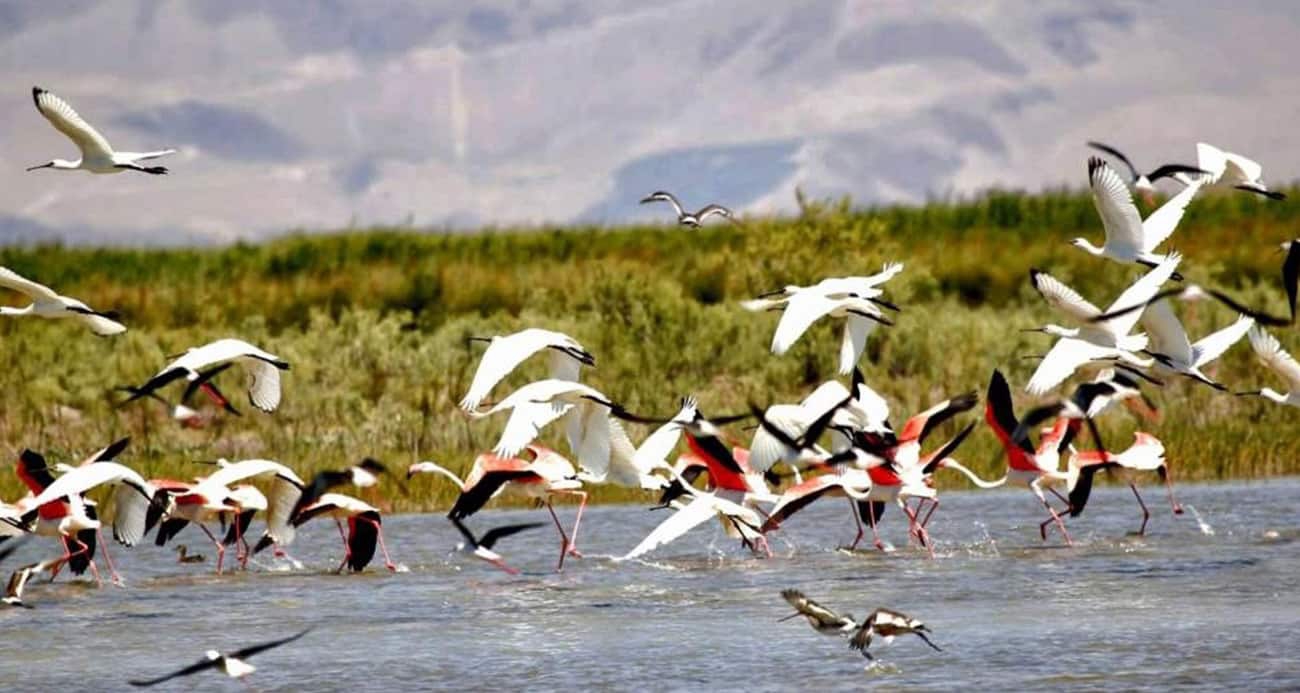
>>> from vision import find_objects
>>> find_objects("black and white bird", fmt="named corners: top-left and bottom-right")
top-left (292, 458), bottom-right (392, 518)
top-left (1086, 141), bottom-right (1206, 198)
top-left (1195, 142), bottom-right (1285, 200)
top-left (0, 267), bottom-right (126, 335)
top-left (780, 589), bottom-right (857, 635)
top-left (291, 493), bottom-right (396, 573)
top-left (1071, 157), bottom-right (1200, 273)
top-left (451, 521), bottom-right (545, 574)
top-left (848, 608), bottom-right (942, 660)
top-left (27, 87), bottom-right (175, 175)
top-left (3, 557), bottom-right (59, 608)
top-left (639, 191), bottom-right (738, 227)
top-left (128, 629), bottom-right (312, 687)
top-left (459, 328), bottom-right (594, 411)
top-left (122, 338), bottom-right (291, 414)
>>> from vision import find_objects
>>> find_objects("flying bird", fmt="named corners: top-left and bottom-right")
top-left (779, 589), bottom-right (857, 636)
top-left (3, 558), bottom-right (59, 608)
top-left (848, 608), bottom-right (942, 660)
top-left (1072, 157), bottom-right (1200, 275)
top-left (639, 191), bottom-right (739, 227)
top-left (121, 338), bottom-right (290, 414)
top-left (450, 520), bottom-right (545, 575)
top-left (745, 288), bottom-right (893, 375)
top-left (1085, 141), bottom-right (1207, 197)
top-left (128, 629), bottom-right (312, 687)
top-left (1239, 327), bottom-right (1300, 408)
top-left (27, 86), bottom-right (175, 175)
top-left (0, 267), bottom-right (126, 336)
top-left (1139, 302), bottom-right (1254, 390)
top-left (1086, 284), bottom-right (1291, 327)
top-left (459, 328), bottom-right (594, 412)
top-left (1194, 142), bottom-right (1285, 200)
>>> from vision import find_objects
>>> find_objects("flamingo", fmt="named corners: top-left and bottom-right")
top-left (1066, 432), bottom-right (1182, 536)
top-left (292, 493), bottom-right (396, 573)
top-left (26, 86), bottom-right (175, 175)
top-left (848, 608), bottom-right (942, 660)
top-left (1194, 142), bottom-right (1285, 200)
top-left (1085, 141), bottom-right (1207, 199)
top-left (1239, 327), bottom-right (1300, 408)
top-left (407, 445), bottom-right (587, 571)
top-left (0, 267), bottom-right (126, 335)
top-left (1024, 253), bottom-right (1180, 394)
top-left (128, 629), bottom-right (312, 688)
top-left (639, 191), bottom-right (738, 227)
top-left (293, 458), bottom-right (393, 517)
top-left (1071, 157), bottom-right (1201, 274)
top-left (121, 338), bottom-right (291, 414)
top-left (459, 328), bottom-right (594, 411)
top-left (760, 469), bottom-right (874, 548)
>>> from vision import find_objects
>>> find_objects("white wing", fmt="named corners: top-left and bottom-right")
top-left (1140, 301), bottom-right (1193, 365)
top-left (1140, 178), bottom-right (1203, 252)
top-left (200, 459), bottom-right (304, 492)
top-left (460, 329), bottom-right (584, 411)
top-left (1026, 338), bottom-right (1118, 395)
top-left (245, 358), bottom-right (284, 412)
top-left (1100, 253), bottom-right (1181, 337)
top-left (856, 261), bottom-right (904, 288)
top-left (616, 495), bottom-right (721, 561)
top-left (494, 401), bottom-right (572, 458)
top-left (769, 293), bottom-right (865, 355)
top-left (0, 267), bottom-right (60, 301)
top-left (262, 474), bottom-right (304, 548)
top-left (1221, 150), bottom-right (1264, 184)
top-left (1191, 315), bottom-right (1253, 367)
top-left (171, 338), bottom-right (283, 374)
top-left (1249, 327), bottom-right (1300, 389)
top-left (111, 483), bottom-right (151, 547)
top-left (631, 421), bottom-right (686, 476)
top-left (838, 314), bottom-right (875, 375)
top-left (747, 404), bottom-right (811, 474)
top-left (33, 87), bottom-right (114, 160)
top-left (1195, 142), bottom-right (1228, 182)
top-left (1030, 271), bottom-right (1101, 323)
top-left (1090, 159), bottom-right (1144, 255)
top-left (26, 462), bottom-right (148, 510)
top-left (571, 402), bottom-right (612, 479)
top-left (72, 311), bottom-right (127, 336)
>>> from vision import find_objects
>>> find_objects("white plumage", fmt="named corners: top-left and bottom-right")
top-left (0, 267), bottom-right (126, 336)
top-left (1072, 157), bottom-right (1202, 268)
top-left (27, 87), bottom-right (175, 175)
top-left (459, 328), bottom-right (592, 412)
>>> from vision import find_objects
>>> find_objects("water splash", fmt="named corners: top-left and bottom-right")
top-left (1183, 504), bottom-right (1215, 536)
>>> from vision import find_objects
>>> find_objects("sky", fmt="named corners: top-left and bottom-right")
top-left (1, 1), bottom-right (1297, 245)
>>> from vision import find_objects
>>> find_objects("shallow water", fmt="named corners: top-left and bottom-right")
top-left (2, 478), bottom-right (1299, 691)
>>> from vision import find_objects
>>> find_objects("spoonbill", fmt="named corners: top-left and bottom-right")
top-left (27, 86), bottom-right (175, 175)
top-left (1085, 141), bottom-right (1207, 198)
top-left (1086, 283), bottom-right (1292, 328)
top-left (1066, 432), bottom-right (1181, 535)
top-left (122, 338), bottom-right (290, 413)
top-left (466, 378), bottom-right (642, 466)
top-left (1024, 253), bottom-right (1180, 394)
top-left (1194, 142), bottom-right (1285, 200)
top-left (127, 628), bottom-right (312, 688)
top-left (1239, 327), bottom-right (1300, 408)
top-left (639, 191), bottom-right (738, 227)
top-left (1071, 157), bottom-right (1200, 274)
top-left (745, 287), bottom-right (894, 375)
top-left (848, 608), bottom-right (942, 660)
top-left (0, 267), bottom-right (126, 335)
top-left (616, 485), bottom-right (769, 561)
top-left (459, 328), bottom-right (594, 411)
top-left (292, 493), bottom-right (396, 573)
top-left (1140, 303), bottom-right (1253, 389)
top-left (779, 589), bottom-right (857, 636)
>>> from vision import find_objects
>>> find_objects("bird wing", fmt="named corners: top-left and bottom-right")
top-left (230, 628), bottom-right (313, 660)
top-left (1195, 142), bottom-right (1228, 181)
top-left (838, 314), bottom-right (875, 375)
top-left (26, 462), bottom-right (147, 510)
top-left (32, 87), bottom-right (114, 160)
top-left (617, 494), bottom-right (721, 561)
top-left (1030, 270), bottom-right (1101, 323)
top-left (1100, 253), bottom-right (1181, 337)
top-left (1086, 141), bottom-right (1140, 181)
top-left (858, 261), bottom-right (904, 288)
top-left (478, 522), bottom-right (546, 550)
top-left (631, 420), bottom-right (685, 476)
top-left (696, 204), bottom-right (734, 221)
top-left (243, 358), bottom-right (284, 413)
top-left (1139, 178), bottom-right (1203, 252)
top-left (647, 192), bottom-right (685, 217)
top-left (111, 483), bottom-right (152, 547)
top-left (1139, 300), bottom-right (1193, 365)
top-left (1221, 150), bottom-right (1263, 184)
top-left (1191, 315), bottom-right (1253, 367)
top-left (985, 370), bottom-right (1033, 455)
top-left (461, 330), bottom-right (565, 411)
top-left (1249, 327), bottom-right (1300, 389)
top-left (896, 392), bottom-right (978, 446)
top-left (1026, 338), bottom-right (1115, 395)
top-left (71, 310), bottom-right (127, 336)
top-left (115, 148), bottom-right (177, 162)
top-left (494, 400), bottom-right (572, 459)
top-left (1089, 158), bottom-right (1144, 255)
top-left (571, 402), bottom-right (613, 478)
top-left (0, 267), bottom-right (61, 301)
top-left (747, 404), bottom-right (812, 474)
top-left (128, 657), bottom-right (221, 687)
top-left (770, 292), bottom-right (842, 354)
top-left (781, 589), bottom-right (846, 627)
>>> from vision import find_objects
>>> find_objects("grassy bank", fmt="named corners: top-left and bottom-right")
top-left (2, 186), bottom-right (1299, 512)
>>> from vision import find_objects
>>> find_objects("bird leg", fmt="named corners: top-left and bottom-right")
top-left (842, 496), bottom-right (865, 550)
top-left (360, 517), bottom-right (397, 572)
top-left (866, 502), bottom-right (885, 551)
top-left (545, 502), bottom-right (572, 572)
top-left (334, 517), bottom-right (351, 574)
top-left (901, 502), bottom-right (935, 558)
top-left (1128, 482), bottom-right (1150, 536)
top-left (234, 512), bottom-right (249, 570)
top-left (95, 527), bottom-right (124, 586)
top-left (1161, 467), bottom-right (1183, 515)
top-left (1038, 499), bottom-right (1072, 546)
top-left (197, 523), bottom-right (226, 575)
top-left (48, 537), bottom-right (74, 582)
top-left (68, 537), bottom-right (102, 588)
top-left (564, 490), bottom-right (587, 559)
top-left (919, 498), bottom-right (940, 529)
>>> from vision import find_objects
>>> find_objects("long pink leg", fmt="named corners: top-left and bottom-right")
top-left (197, 523), bottom-right (226, 574)
top-left (334, 518), bottom-right (351, 574)
top-left (95, 527), bottom-right (124, 585)
top-left (1038, 499), bottom-right (1072, 546)
top-left (361, 517), bottom-right (396, 571)
top-left (901, 502), bottom-right (935, 558)
top-left (545, 502), bottom-right (571, 572)
top-left (48, 538), bottom-right (74, 582)
top-left (920, 498), bottom-right (939, 528)
top-left (1162, 467), bottom-right (1183, 515)
top-left (866, 502), bottom-right (885, 551)
top-left (843, 496), bottom-right (865, 549)
top-left (235, 513), bottom-right (251, 570)
top-left (1129, 482), bottom-right (1150, 536)
top-left (562, 491), bottom-right (587, 558)
top-left (68, 537), bottom-right (103, 588)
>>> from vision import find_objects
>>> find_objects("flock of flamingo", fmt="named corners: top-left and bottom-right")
top-left (2, 85), bottom-right (1299, 681)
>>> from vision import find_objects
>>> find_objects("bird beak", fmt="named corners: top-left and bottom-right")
top-left (25, 162), bottom-right (52, 171)
top-left (638, 196), bottom-right (655, 204)
top-left (1020, 327), bottom-right (1044, 334)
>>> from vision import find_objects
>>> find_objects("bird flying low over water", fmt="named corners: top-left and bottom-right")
top-left (639, 191), bottom-right (739, 227)
top-left (0, 267), bottom-right (126, 336)
top-left (780, 589), bottom-right (858, 636)
top-left (27, 87), bottom-right (175, 175)
top-left (128, 628), bottom-right (312, 687)
top-left (779, 590), bottom-right (941, 660)
top-left (121, 338), bottom-right (291, 414)
top-left (450, 520), bottom-right (545, 575)
top-left (459, 328), bottom-right (594, 412)
top-left (1086, 141), bottom-right (1207, 197)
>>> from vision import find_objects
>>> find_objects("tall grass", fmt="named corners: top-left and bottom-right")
top-left (2, 186), bottom-right (1298, 511)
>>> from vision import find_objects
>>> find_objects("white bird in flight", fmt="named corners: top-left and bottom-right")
top-left (1071, 157), bottom-right (1200, 275)
top-left (122, 338), bottom-right (291, 414)
top-left (745, 288), bottom-right (895, 375)
top-left (1024, 253), bottom-right (1181, 394)
top-left (467, 379), bottom-right (640, 465)
top-left (639, 191), bottom-right (738, 227)
top-left (27, 87), bottom-right (175, 175)
top-left (128, 629), bottom-right (312, 688)
top-left (1085, 141), bottom-right (1207, 197)
top-left (0, 267), bottom-right (126, 336)
top-left (1140, 301), bottom-right (1253, 390)
top-left (1194, 142), bottom-right (1284, 200)
top-left (459, 328), bottom-right (594, 412)
top-left (1239, 327), bottom-right (1300, 408)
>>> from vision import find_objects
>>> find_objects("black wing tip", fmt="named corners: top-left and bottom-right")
top-left (1087, 156), bottom-right (1107, 176)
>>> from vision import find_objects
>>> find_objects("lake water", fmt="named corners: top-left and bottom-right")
top-left (2, 478), bottom-right (1298, 691)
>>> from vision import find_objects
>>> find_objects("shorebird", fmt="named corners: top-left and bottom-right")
top-left (27, 86), bottom-right (176, 175)
top-left (1239, 327), bottom-right (1300, 408)
top-left (128, 629), bottom-right (312, 688)
top-left (744, 284), bottom-right (895, 375)
top-left (407, 445), bottom-right (587, 570)
top-left (1066, 432), bottom-right (1181, 535)
top-left (0, 267), bottom-right (126, 335)
top-left (459, 328), bottom-right (594, 412)
top-left (174, 545), bottom-right (205, 564)
top-left (450, 521), bottom-right (544, 575)
top-left (1024, 253), bottom-right (1180, 394)
top-left (121, 338), bottom-right (291, 414)
top-left (292, 493), bottom-right (396, 573)
top-left (3, 557), bottom-right (60, 608)
top-left (639, 191), bottom-right (739, 227)
top-left (1085, 141), bottom-right (1207, 199)
top-left (848, 608), bottom-right (942, 660)
top-left (1071, 157), bottom-right (1200, 274)
top-left (1194, 142), bottom-right (1285, 200)
top-left (779, 589), bottom-right (857, 636)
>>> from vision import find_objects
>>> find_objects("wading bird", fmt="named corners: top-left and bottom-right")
top-left (617, 479), bottom-right (770, 561)
top-left (174, 545), bottom-right (205, 563)
top-left (293, 458), bottom-right (393, 517)
top-left (459, 328), bottom-right (594, 412)
top-left (1195, 142), bottom-right (1285, 200)
top-left (639, 191), bottom-right (738, 227)
top-left (27, 86), bottom-right (175, 175)
top-left (1240, 327), bottom-right (1300, 408)
top-left (292, 493), bottom-right (396, 573)
top-left (779, 589), bottom-right (857, 636)
top-left (1071, 157), bottom-right (1200, 273)
top-left (1140, 303), bottom-right (1254, 389)
top-left (0, 267), bottom-right (126, 335)
top-left (1066, 432), bottom-right (1181, 536)
top-left (128, 629), bottom-right (312, 688)
top-left (1085, 141), bottom-right (1207, 198)
top-left (121, 338), bottom-right (291, 414)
